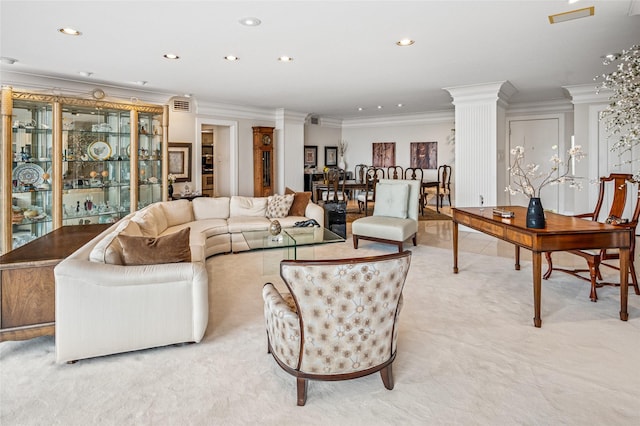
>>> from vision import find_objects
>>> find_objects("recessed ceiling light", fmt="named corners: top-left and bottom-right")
top-left (397, 103), bottom-right (404, 107)
top-left (58, 27), bottom-right (81, 36)
top-left (357, 107), bottom-right (364, 111)
top-left (377, 105), bottom-right (383, 109)
top-left (78, 71), bottom-right (93, 77)
top-left (224, 55), bottom-right (239, 61)
top-left (396, 38), bottom-right (415, 46)
top-left (278, 56), bottom-right (293, 62)
top-left (239, 17), bottom-right (261, 26)
top-left (0, 57), bottom-right (17, 64)
top-left (184, 93), bottom-right (192, 98)
top-left (134, 81), bottom-right (147, 86)
top-left (163, 53), bottom-right (180, 59)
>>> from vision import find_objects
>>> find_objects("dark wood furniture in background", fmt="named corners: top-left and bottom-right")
top-left (0, 224), bottom-right (110, 341)
top-left (452, 206), bottom-right (631, 328)
top-left (252, 126), bottom-right (275, 197)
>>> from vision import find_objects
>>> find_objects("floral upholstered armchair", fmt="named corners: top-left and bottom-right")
top-left (262, 251), bottom-right (412, 405)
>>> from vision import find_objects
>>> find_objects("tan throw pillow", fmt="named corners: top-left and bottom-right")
top-left (266, 194), bottom-right (295, 218)
top-left (285, 187), bottom-right (312, 217)
top-left (117, 227), bottom-right (191, 266)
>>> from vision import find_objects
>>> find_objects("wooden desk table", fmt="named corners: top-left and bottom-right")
top-left (0, 224), bottom-right (110, 341)
top-left (452, 206), bottom-right (631, 327)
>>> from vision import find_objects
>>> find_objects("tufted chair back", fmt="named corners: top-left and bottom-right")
top-left (262, 251), bottom-right (412, 405)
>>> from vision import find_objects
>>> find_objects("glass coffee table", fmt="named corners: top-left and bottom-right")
top-left (241, 227), bottom-right (345, 274)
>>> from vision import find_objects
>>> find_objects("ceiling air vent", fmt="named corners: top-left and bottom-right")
top-left (309, 115), bottom-right (320, 125)
top-left (172, 99), bottom-right (191, 113)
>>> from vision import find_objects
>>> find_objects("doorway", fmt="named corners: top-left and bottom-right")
top-left (196, 118), bottom-right (238, 197)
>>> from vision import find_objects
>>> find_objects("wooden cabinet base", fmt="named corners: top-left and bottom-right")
top-left (0, 224), bottom-right (110, 342)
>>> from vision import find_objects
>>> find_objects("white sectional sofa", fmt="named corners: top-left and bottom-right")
top-left (54, 195), bottom-right (323, 363)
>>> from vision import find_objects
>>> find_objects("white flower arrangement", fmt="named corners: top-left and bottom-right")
top-left (505, 145), bottom-right (585, 198)
top-left (168, 173), bottom-right (176, 184)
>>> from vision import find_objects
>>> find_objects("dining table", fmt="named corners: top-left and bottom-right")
top-left (312, 179), bottom-right (441, 212)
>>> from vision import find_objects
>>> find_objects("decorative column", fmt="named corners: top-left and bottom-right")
top-left (275, 108), bottom-right (307, 193)
top-left (444, 81), bottom-right (516, 208)
top-left (1, 87), bottom-right (13, 253)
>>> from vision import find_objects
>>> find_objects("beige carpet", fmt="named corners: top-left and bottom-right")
top-left (1, 237), bottom-right (640, 425)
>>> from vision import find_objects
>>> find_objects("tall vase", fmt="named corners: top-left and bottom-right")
top-left (168, 183), bottom-right (174, 200)
top-left (526, 197), bottom-right (545, 228)
top-left (338, 156), bottom-right (346, 171)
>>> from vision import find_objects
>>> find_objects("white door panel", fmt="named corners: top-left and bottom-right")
top-left (508, 118), bottom-right (560, 211)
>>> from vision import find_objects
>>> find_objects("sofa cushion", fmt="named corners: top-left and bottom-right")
top-left (117, 227), bottom-right (192, 265)
top-left (164, 219), bottom-right (229, 238)
top-left (160, 199), bottom-right (194, 227)
top-left (285, 187), bottom-right (312, 217)
top-left (227, 216), bottom-right (271, 233)
top-left (266, 194), bottom-right (295, 218)
top-left (192, 197), bottom-right (230, 220)
top-left (373, 182), bottom-right (409, 219)
top-left (132, 203), bottom-right (168, 237)
top-left (230, 196), bottom-right (268, 217)
top-left (89, 219), bottom-right (135, 264)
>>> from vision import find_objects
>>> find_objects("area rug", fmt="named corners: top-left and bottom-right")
top-left (1, 238), bottom-right (639, 425)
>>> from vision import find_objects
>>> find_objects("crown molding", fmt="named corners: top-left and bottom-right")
top-left (506, 99), bottom-right (574, 115)
top-left (196, 100), bottom-right (277, 121)
top-left (342, 110), bottom-right (454, 128)
top-left (563, 84), bottom-right (611, 104)
top-left (0, 70), bottom-right (174, 105)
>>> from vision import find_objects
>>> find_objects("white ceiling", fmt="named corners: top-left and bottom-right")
top-left (1, 0), bottom-right (639, 119)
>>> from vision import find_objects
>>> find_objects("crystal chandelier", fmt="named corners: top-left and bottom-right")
top-left (597, 45), bottom-right (640, 176)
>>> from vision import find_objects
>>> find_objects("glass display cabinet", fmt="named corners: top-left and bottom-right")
top-left (0, 87), bottom-right (168, 254)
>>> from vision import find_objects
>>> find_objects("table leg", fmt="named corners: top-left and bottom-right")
top-left (620, 247), bottom-right (629, 321)
top-left (453, 221), bottom-right (459, 273)
top-left (532, 251), bottom-right (542, 328)
top-left (514, 245), bottom-right (521, 270)
top-left (436, 185), bottom-right (440, 213)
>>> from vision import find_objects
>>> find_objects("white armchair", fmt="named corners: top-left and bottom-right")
top-left (352, 179), bottom-right (421, 252)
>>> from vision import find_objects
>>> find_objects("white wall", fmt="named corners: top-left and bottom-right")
top-left (341, 121), bottom-right (455, 183)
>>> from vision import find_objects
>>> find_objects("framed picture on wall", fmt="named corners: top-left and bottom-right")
top-left (325, 146), bottom-right (338, 167)
top-left (410, 142), bottom-right (438, 169)
top-left (304, 145), bottom-right (318, 167)
top-left (372, 142), bottom-right (396, 167)
top-left (168, 142), bottom-right (192, 182)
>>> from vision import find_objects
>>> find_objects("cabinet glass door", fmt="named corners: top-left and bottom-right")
top-left (137, 112), bottom-right (163, 208)
top-left (10, 100), bottom-right (53, 249)
top-left (61, 107), bottom-right (130, 226)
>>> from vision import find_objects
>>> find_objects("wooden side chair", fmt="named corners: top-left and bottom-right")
top-left (404, 167), bottom-right (425, 215)
top-left (321, 168), bottom-right (346, 203)
top-left (424, 165), bottom-right (452, 210)
top-left (544, 173), bottom-right (640, 301)
top-left (387, 165), bottom-right (403, 180)
top-left (356, 167), bottom-right (384, 215)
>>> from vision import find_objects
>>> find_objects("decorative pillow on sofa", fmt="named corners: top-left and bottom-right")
top-left (285, 187), bottom-right (312, 217)
top-left (117, 227), bottom-right (191, 266)
top-left (373, 183), bottom-right (409, 219)
top-left (266, 194), bottom-right (295, 218)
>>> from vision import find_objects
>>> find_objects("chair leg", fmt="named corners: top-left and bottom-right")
top-left (353, 235), bottom-right (359, 249)
top-left (412, 234), bottom-right (417, 247)
top-left (543, 252), bottom-right (553, 280)
top-left (588, 259), bottom-right (600, 302)
top-left (630, 261), bottom-right (640, 295)
top-left (296, 377), bottom-right (308, 406)
top-left (380, 364), bottom-right (394, 390)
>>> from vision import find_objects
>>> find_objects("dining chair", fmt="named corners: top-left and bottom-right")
top-left (357, 167), bottom-right (384, 215)
top-left (387, 166), bottom-right (403, 180)
top-left (403, 167), bottom-right (425, 215)
top-left (321, 168), bottom-right (347, 203)
top-left (543, 173), bottom-right (640, 301)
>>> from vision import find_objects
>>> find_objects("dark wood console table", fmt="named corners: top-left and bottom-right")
top-left (0, 224), bottom-right (110, 342)
top-left (452, 206), bottom-right (631, 327)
